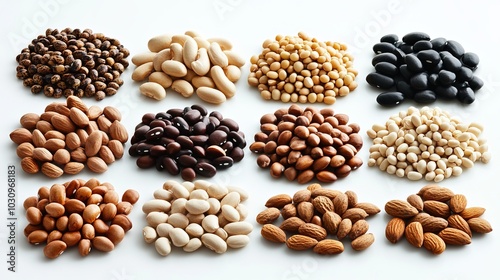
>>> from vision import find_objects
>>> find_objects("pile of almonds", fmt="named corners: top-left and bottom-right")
top-left (257, 183), bottom-right (380, 254)
top-left (142, 180), bottom-right (252, 256)
top-left (367, 106), bottom-right (491, 182)
top-left (248, 32), bottom-right (358, 104)
top-left (23, 178), bottom-right (139, 259)
top-left (9, 96), bottom-right (128, 178)
top-left (132, 31), bottom-right (245, 104)
top-left (385, 184), bottom-right (493, 254)
top-left (250, 104), bottom-right (363, 184)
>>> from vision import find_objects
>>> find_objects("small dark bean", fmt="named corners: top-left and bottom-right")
top-left (365, 72), bottom-right (395, 89)
top-left (442, 55), bottom-right (462, 72)
top-left (190, 135), bottom-right (209, 146)
top-left (380, 34), bottom-right (398, 44)
top-left (374, 62), bottom-right (398, 77)
top-left (430, 37), bottom-right (447, 51)
top-left (191, 104), bottom-right (208, 116)
top-left (137, 155), bottom-right (155, 169)
top-left (163, 157), bottom-right (179, 175)
top-left (136, 143), bottom-right (153, 155)
top-left (178, 155), bottom-right (197, 168)
top-left (457, 87), bottom-right (475, 104)
top-left (146, 127), bottom-right (164, 141)
top-left (410, 72), bottom-right (429, 90)
top-left (412, 40), bottom-right (433, 52)
top-left (212, 156), bottom-right (234, 169)
top-left (437, 70), bottom-right (456, 86)
top-left (392, 48), bottom-right (406, 64)
top-left (402, 32), bottom-right (430, 45)
top-left (229, 147), bottom-right (244, 162)
top-left (181, 167), bottom-right (196, 181)
top-left (149, 119), bottom-right (168, 129)
top-left (155, 112), bottom-right (172, 120)
top-left (456, 67), bottom-right (473, 82)
top-left (163, 125), bottom-right (180, 138)
top-left (405, 54), bottom-right (423, 73)
top-left (183, 110), bottom-right (201, 125)
top-left (191, 121), bottom-right (207, 135)
top-left (461, 52), bottom-right (479, 69)
top-left (228, 131), bottom-right (246, 148)
top-left (150, 145), bottom-right (167, 157)
top-left (194, 162), bottom-right (217, 177)
top-left (208, 130), bottom-right (227, 145)
top-left (373, 42), bottom-right (396, 54)
top-left (219, 118), bottom-right (239, 132)
top-left (416, 49), bottom-right (441, 66)
top-left (167, 108), bottom-right (184, 117)
top-left (372, 52), bottom-right (398, 66)
top-left (468, 75), bottom-right (484, 91)
top-left (209, 111), bottom-right (223, 121)
top-left (445, 40), bottom-right (465, 58)
top-left (435, 86), bottom-right (458, 99)
top-left (166, 142), bottom-right (181, 155)
top-left (414, 90), bottom-right (436, 104)
top-left (376, 91), bottom-right (405, 107)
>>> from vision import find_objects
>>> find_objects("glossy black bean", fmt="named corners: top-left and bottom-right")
top-left (435, 86), bottom-right (458, 99)
top-left (430, 37), bottom-right (447, 51)
top-left (191, 104), bottom-right (208, 116)
top-left (457, 87), bottom-right (475, 104)
top-left (372, 52), bottom-right (398, 66)
top-left (374, 62), bottom-right (398, 77)
top-left (175, 149), bottom-right (193, 158)
top-left (141, 113), bottom-right (156, 125)
top-left (229, 147), bottom-right (245, 162)
top-left (428, 73), bottom-right (439, 86)
top-left (178, 155), bottom-right (197, 167)
top-left (149, 119), bottom-right (168, 129)
top-left (402, 32), bottom-right (430, 45)
top-left (146, 127), bottom-right (164, 141)
top-left (155, 112), bottom-right (172, 120)
top-left (166, 142), bottom-right (181, 155)
top-left (417, 49), bottom-right (441, 66)
top-left (220, 118), bottom-right (239, 132)
top-left (468, 75), bottom-right (484, 91)
top-left (183, 109), bottom-right (201, 125)
top-left (195, 162), bottom-right (217, 177)
top-left (414, 90), bottom-right (436, 104)
top-left (392, 48), bottom-right (406, 64)
top-left (130, 135), bottom-right (139, 145)
top-left (167, 108), bottom-right (184, 117)
top-left (163, 157), bottom-right (179, 175)
top-left (380, 34), bottom-right (399, 44)
top-left (456, 67), bottom-right (473, 82)
top-left (155, 156), bottom-right (165, 171)
top-left (445, 40), bottom-right (465, 58)
top-left (190, 135), bottom-right (209, 146)
top-left (192, 121), bottom-right (207, 135)
top-left (396, 81), bottom-right (415, 99)
top-left (365, 72), bottom-right (395, 89)
top-left (136, 143), bottom-right (153, 155)
top-left (173, 117), bottom-right (190, 134)
top-left (398, 43), bottom-right (413, 54)
top-left (136, 155), bottom-right (155, 169)
top-left (176, 135), bottom-right (194, 149)
top-left (413, 40), bottom-right (433, 52)
top-left (209, 111), bottom-right (223, 121)
top-left (373, 42), bottom-right (397, 54)
top-left (208, 130), bottom-right (227, 145)
top-left (410, 72), bottom-right (429, 90)
top-left (442, 55), bottom-right (462, 72)
top-left (427, 60), bottom-right (443, 74)
top-left (461, 52), bottom-right (479, 69)
top-left (212, 156), bottom-right (234, 169)
top-left (150, 145), bottom-right (167, 157)
top-left (181, 167), bottom-right (196, 181)
top-left (228, 131), bottom-right (246, 148)
top-left (399, 65), bottom-right (412, 80)
top-left (192, 146), bottom-right (205, 158)
top-left (437, 70), bottom-right (456, 86)
top-left (376, 91), bottom-right (405, 106)
top-left (405, 54), bottom-right (423, 73)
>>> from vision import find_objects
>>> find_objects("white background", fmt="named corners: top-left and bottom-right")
top-left (1, 1), bottom-right (499, 279)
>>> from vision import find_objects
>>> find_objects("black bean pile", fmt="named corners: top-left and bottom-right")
top-left (366, 32), bottom-right (483, 106)
top-left (15, 28), bottom-right (130, 100)
top-left (128, 105), bottom-right (246, 181)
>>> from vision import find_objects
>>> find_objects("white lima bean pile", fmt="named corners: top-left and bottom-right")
top-left (248, 32), bottom-right (358, 105)
top-left (367, 106), bottom-right (491, 182)
top-left (142, 180), bottom-right (252, 256)
top-left (132, 31), bottom-right (245, 104)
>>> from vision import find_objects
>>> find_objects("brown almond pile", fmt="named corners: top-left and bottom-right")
top-left (9, 96), bottom-right (128, 178)
top-left (384, 184), bottom-right (493, 254)
top-left (257, 183), bottom-right (380, 254)
top-left (23, 178), bottom-right (139, 259)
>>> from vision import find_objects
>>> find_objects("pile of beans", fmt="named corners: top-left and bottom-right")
top-left (9, 96), bottom-right (128, 178)
top-left (366, 106), bottom-right (491, 182)
top-left (15, 28), bottom-right (129, 100)
top-left (142, 180), bottom-right (252, 255)
top-left (257, 183), bottom-right (380, 254)
top-left (366, 32), bottom-right (483, 106)
top-left (128, 105), bottom-right (245, 181)
top-left (131, 31), bottom-right (245, 104)
top-left (250, 104), bottom-right (363, 184)
top-left (23, 178), bottom-right (139, 259)
top-left (248, 32), bottom-right (358, 105)
top-left (385, 184), bottom-right (492, 255)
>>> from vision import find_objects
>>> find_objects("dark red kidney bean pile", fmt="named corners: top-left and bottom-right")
top-left (250, 104), bottom-right (363, 184)
top-left (128, 105), bottom-right (246, 181)
top-left (366, 32), bottom-right (483, 106)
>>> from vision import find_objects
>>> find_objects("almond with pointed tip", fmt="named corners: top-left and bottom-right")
top-left (286, 234), bottom-right (318, 250)
top-left (423, 232), bottom-right (446, 254)
top-left (385, 217), bottom-right (405, 243)
top-left (261, 224), bottom-right (286, 243)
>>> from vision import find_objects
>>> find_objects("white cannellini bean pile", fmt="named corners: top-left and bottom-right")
top-left (366, 106), bottom-right (491, 182)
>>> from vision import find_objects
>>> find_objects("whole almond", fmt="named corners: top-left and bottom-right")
top-left (99, 145), bottom-right (116, 164)
top-left (65, 132), bottom-right (81, 150)
top-left (261, 224), bottom-right (286, 243)
top-left (286, 234), bottom-right (318, 250)
top-left (385, 217), bottom-right (405, 243)
top-left (349, 219), bottom-right (369, 240)
top-left (32, 147), bottom-right (53, 162)
top-left (405, 222), bottom-right (424, 247)
top-left (16, 142), bottom-right (35, 158)
top-left (109, 120), bottom-right (129, 143)
top-left (51, 114), bottom-right (76, 134)
top-left (281, 203), bottom-right (297, 219)
top-left (293, 189), bottom-right (312, 204)
top-left (298, 223), bottom-right (327, 241)
top-left (41, 162), bottom-right (64, 178)
top-left (64, 162), bottom-right (85, 175)
top-left (351, 233), bottom-right (374, 251)
top-left (447, 214), bottom-right (472, 237)
top-left (87, 105), bottom-right (103, 120)
top-left (297, 201), bottom-right (314, 222)
top-left (20, 112), bottom-right (40, 129)
top-left (295, 155), bottom-right (314, 171)
top-left (423, 200), bottom-right (450, 218)
top-left (256, 207), bottom-right (281, 224)
top-left (460, 207), bottom-right (486, 220)
top-left (337, 218), bottom-right (352, 240)
top-left (103, 106), bottom-right (122, 122)
top-left (21, 157), bottom-right (40, 174)
top-left (87, 157), bottom-right (108, 173)
top-left (32, 129), bottom-right (47, 147)
top-left (354, 202), bottom-right (381, 216)
top-left (69, 107), bottom-right (90, 128)
top-left (53, 149), bottom-right (70, 165)
top-left (10, 128), bottom-right (33, 145)
top-left (92, 236), bottom-right (115, 252)
top-left (407, 194), bottom-right (424, 212)
top-left (420, 216), bottom-right (448, 233)
top-left (107, 140), bottom-right (124, 159)
top-left (421, 186), bottom-right (454, 202)
top-left (311, 188), bottom-right (342, 200)
top-left (423, 232), bottom-right (446, 255)
top-left (449, 194), bottom-right (467, 213)
top-left (265, 194), bottom-right (292, 208)
top-left (44, 138), bottom-right (65, 153)
top-left (341, 208), bottom-right (368, 223)
top-left (467, 217), bottom-right (493, 233)
top-left (333, 192), bottom-right (348, 215)
top-left (385, 200), bottom-right (419, 218)
top-left (322, 211), bottom-right (342, 234)
top-left (345, 190), bottom-right (358, 208)
top-left (66, 96), bottom-right (89, 114)
top-left (313, 239), bottom-right (344, 255)
top-left (43, 240), bottom-right (67, 259)
top-left (438, 227), bottom-right (471, 245)
top-left (280, 217), bottom-right (306, 232)
top-left (85, 131), bottom-right (103, 157)
top-left (312, 196), bottom-right (334, 214)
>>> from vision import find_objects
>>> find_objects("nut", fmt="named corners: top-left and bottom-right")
top-left (286, 234), bottom-right (318, 250)
top-left (261, 224), bottom-right (286, 243)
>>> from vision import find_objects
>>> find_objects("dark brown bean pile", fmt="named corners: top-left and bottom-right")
top-left (15, 28), bottom-right (130, 100)
top-left (128, 105), bottom-right (246, 181)
top-left (250, 104), bottom-right (363, 184)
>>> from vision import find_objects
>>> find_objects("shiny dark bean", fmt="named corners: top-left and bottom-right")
top-left (181, 167), bottom-right (196, 181)
top-left (398, 65), bottom-right (412, 80)
top-left (437, 70), bottom-right (456, 86)
top-left (413, 40), bottom-right (432, 52)
top-left (136, 143), bottom-right (153, 155)
top-left (221, 141), bottom-right (233, 153)
top-left (410, 73), bottom-right (428, 90)
top-left (372, 52), bottom-right (398, 66)
top-left (414, 90), bottom-right (436, 104)
top-left (461, 52), bottom-right (479, 69)
top-left (445, 40), bottom-right (465, 58)
top-left (163, 125), bottom-right (180, 138)
top-left (155, 112), bottom-right (172, 120)
top-left (405, 54), bottom-right (423, 73)
top-left (189, 135), bottom-right (209, 146)
top-left (430, 37), bottom-right (447, 51)
top-left (166, 142), bottom-right (181, 155)
top-left (137, 155), bottom-right (155, 169)
top-left (376, 91), bottom-right (405, 107)
top-left (208, 130), bottom-right (227, 145)
top-left (212, 156), bottom-right (234, 169)
top-left (220, 118), bottom-right (239, 131)
top-left (149, 119), bottom-right (168, 129)
top-left (191, 104), bottom-right (208, 116)
top-left (457, 87), bottom-right (475, 104)
top-left (133, 125), bottom-right (150, 141)
top-left (442, 55), bottom-right (462, 72)
top-left (194, 162), bottom-right (216, 177)
top-left (373, 42), bottom-right (396, 54)
top-left (192, 121), bottom-right (207, 135)
top-left (365, 72), bottom-right (394, 89)
top-left (160, 137), bottom-right (175, 147)
top-left (142, 113), bottom-right (156, 125)
top-left (173, 117), bottom-right (190, 134)
top-left (183, 110), bottom-right (201, 125)
top-left (228, 131), bottom-right (246, 148)
top-left (435, 86), bottom-right (458, 99)
top-left (456, 67), bottom-right (473, 82)
top-left (209, 111), bottom-right (223, 121)
top-left (128, 143), bottom-right (139, 157)
top-left (392, 48), bottom-right (406, 64)
top-left (150, 145), bottom-right (167, 157)
top-left (192, 146), bottom-right (205, 158)
top-left (178, 155), bottom-right (197, 167)
top-left (374, 62), bottom-right (398, 77)
top-left (398, 43), bottom-right (413, 54)
top-left (396, 81), bottom-right (414, 99)
top-left (402, 32), bottom-right (430, 45)
top-left (229, 147), bottom-right (244, 162)
top-left (163, 157), bottom-right (179, 175)
top-left (416, 49), bottom-right (441, 66)
top-left (155, 156), bottom-right (165, 171)
top-left (206, 145), bottom-right (226, 158)
top-left (380, 34), bottom-right (398, 44)
top-left (428, 73), bottom-right (439, 86)
top-left (176, 135), bottom-right (193, 149)
top-left (216, 125), bottom-right (230, 134)
top-left (468, 76), bottom-right (484, 91)
top-left (146, 127), bottom-right (164, 141)
top-left (167, 108), bottom-right (183, 117)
